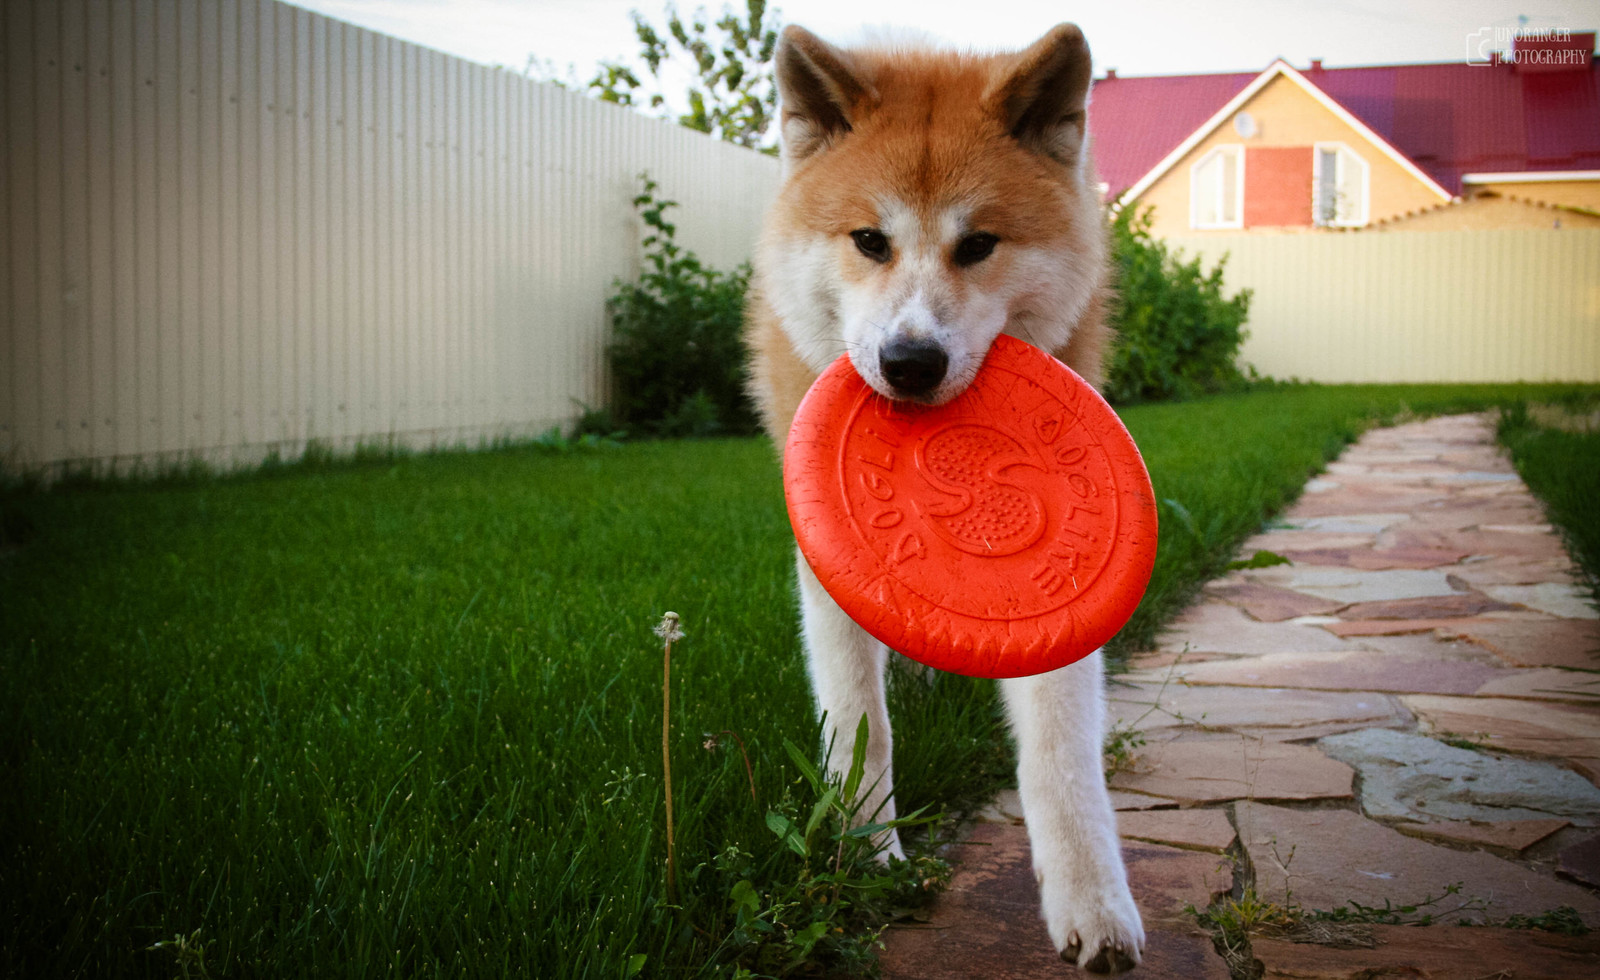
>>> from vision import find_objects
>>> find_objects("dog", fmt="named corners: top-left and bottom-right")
top-left (744, 23), bottom-right (1143, 974)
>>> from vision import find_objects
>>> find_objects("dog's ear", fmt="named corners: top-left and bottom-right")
top-left (985, 23), bottom-right (1093, 170)
top-left (775, 26), bottom-right (875, 167)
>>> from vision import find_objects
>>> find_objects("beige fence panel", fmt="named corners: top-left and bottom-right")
top-left (2, 0), bottom-right (782, 474)
top-left (1164, 229), bottom-right (1600, 384)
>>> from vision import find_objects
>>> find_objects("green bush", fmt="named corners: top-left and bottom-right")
top-left (605, 175), bottom-right (760, 437)
top-left (1105, 206), bottom-right (1253, 404)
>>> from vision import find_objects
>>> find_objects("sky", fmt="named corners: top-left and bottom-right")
top-left (284, 0), bottom-right (1597, 82)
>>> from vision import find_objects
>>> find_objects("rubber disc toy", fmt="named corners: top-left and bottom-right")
top-left (784, 334), bottom-right (1158, 679)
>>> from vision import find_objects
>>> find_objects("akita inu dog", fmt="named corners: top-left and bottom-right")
top-left (744, 24), bottom-right (1143, 973)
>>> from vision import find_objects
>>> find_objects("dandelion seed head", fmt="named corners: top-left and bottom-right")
top-left (653, 611), bottom-right (685, 643)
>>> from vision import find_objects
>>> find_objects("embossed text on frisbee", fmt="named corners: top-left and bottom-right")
top-left (838, 371), bottom-right (1120, 622)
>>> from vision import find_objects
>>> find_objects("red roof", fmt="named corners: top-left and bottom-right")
top-left (1089, 48), bottom-right (1600, 199)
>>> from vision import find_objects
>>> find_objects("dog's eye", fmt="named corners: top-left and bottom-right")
top-left (851, 228), bottom-right (891, 263)
top-left (953, 232), bottom-right (999, 267)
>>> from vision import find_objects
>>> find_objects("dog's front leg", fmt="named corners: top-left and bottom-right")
top-left (1002, 652), bottom-right (1143, 974)
top-left (795, 552), bottom-right (905, 861)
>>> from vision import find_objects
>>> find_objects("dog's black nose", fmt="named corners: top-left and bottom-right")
top-left (880, 338), bottom-right (948, 398)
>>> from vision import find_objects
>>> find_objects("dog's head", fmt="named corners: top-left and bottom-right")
top-left (758, 24), bottom-right (1106, 405)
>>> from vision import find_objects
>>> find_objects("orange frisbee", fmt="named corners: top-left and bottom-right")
top-left (784, 335), bottom-right (1158, 679)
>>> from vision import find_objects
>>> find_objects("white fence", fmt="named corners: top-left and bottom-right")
top-left (2, 0), bottom-right (782, 474)
top-left (1164, 229), bottom-right (1600, 384)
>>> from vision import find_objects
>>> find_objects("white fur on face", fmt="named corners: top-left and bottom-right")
top-left (827, 199), bottom-right (993, 404)
top-left (766, 197), bottom-right (1100, 403)
top-left (758, 233), bottom-right (848, 372)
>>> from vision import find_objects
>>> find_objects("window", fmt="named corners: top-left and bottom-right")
top-left (1313, 143), bottom-right (1370, 227)
top-left (1190, 145), bottom-right (1243, 229)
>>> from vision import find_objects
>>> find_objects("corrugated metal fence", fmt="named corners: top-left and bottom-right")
top-left (1165, 230), bottom-right (1600, 384)
top-left (3, 0), bottom-right (781, 475)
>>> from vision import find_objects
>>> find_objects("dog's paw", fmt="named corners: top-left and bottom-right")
top-left (1042, 877), bottom-right (1144, 974)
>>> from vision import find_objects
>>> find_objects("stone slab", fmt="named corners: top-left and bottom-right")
top-left (1394, 528), bottom-right (1570, 561)
top-left (1242, 530), bottom-right (1379, 552)
top-left (975, 788), bottom-right (1025, 825)
top-left (1435, 619), bottom-right (1600, 669)
top-left (1558, 834), bottom-right (1600, 889)
top-left (1444, 555), bottom-right (1577, 587)
top-left (878, 824), bottom-right (1232, 980)
top-left (1482, 583), bottom-right (1599, 620)
top-left (1156, 601), bottom-right (1358, 655)
top-left (1394, 818), bottom-right (1570, 853)
top-left (1405, 694), bottom-right (1600, 759)
top-left (1280, 513), bottom-right (1413, 534)
top-left (1117, 808), bottom-right (1236, 853)
top-left (1234, 802), bottom-right (1600, 926)
top-left (1205, 581), bottom-right (1347, 622)
top-left (1324, 616), bottom-right (1506, 638)
top-left (1150, 648), bottom-right (1510, 696)
top-left (1318, 728), bottom-right (1600, 825)
top-left (1474, 668), bottom-right (1600, 703)
top-left (1110, 735), bottom-right (1353, 804)
top-left (1288, 485), bottom-right (1441, 519)
top-left (1403, 500), bottom-right (1550, 532)
top-left (1109, 789), bottom-right (1180, 811)
top-left (1568, 758), bottom-right (1600, 789)
top-left (1338, 593), bottom-right (1521, 620)
top-left (1107, 682), bottom-right (1411, 737)
top-left (1270, 547), bottom-right (1471, 569)
top-left (1254, 923), bottom-right (1600, 979)
top-left (1247, 566), bottom-right (1461, 604)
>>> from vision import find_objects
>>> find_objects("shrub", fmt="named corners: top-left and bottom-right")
top-left (1105, 205), bottom-right (1253, 404)
top-left (605, 175), bottom-right (760, 437)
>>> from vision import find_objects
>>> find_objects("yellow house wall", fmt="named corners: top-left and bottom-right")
top-left (1377, 195), bottom-right (1600, 231)
top-left (1131, 73), bottom-right (1446, 237)
top-left (1469, 179), bottom-right (1600, 212)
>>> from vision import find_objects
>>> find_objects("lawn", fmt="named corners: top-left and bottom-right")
top-left (2, 382), bottom-right (1595, 978)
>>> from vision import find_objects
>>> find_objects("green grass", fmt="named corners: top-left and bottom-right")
top-left (2, 382), bottom-right (1595, 977)
top-left (1497, 401), bottom-right (1600, 607)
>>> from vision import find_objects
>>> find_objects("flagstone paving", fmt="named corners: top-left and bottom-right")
top-left (882, 414), bottom-right (1600, 978)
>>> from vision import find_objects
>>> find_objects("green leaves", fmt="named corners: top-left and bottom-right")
top-left (588, 0), bottom-right (780, 152)
top-left (1106, 205), bottom-right (1254, 405)
top-left (606, 175), bottom-right (760, 438)
top-left (722, 713), bottom-right (949, 974)
top-left (1226, 549), bottom-right (1291, 571)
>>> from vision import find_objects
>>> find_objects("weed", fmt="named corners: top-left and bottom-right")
top-left (718, 714), bottom-right (950, 976)
top-left (1307, 883), bottom-right (1489, 927)
top-left (1226, 550), bottom-right (1291, 571)
top-left (657, 611), bottom-right (686, 904)
top-left (1437, 730), bottom-right (1491, 753)
top-left (146, 929), bottom-right (213, 980)
top-left (1103, 721), bottom-right (1147, 776)
top-left (1499, 905), bottom-right (1591, 936)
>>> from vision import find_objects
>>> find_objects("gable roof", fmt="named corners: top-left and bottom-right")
top-left (1089, 48), bottom-right (1600, 201)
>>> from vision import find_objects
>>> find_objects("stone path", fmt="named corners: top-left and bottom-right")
top-left (881, 414), bottom-right (1600, 978)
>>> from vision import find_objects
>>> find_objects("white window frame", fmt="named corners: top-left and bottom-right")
top-left (1189, 145), bottom-right (1245, 230)
top-left (1313, 141), bottom-right (1371, 228)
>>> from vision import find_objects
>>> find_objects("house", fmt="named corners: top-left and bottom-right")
top-left (1089, 32), bottom-right (1600, 234)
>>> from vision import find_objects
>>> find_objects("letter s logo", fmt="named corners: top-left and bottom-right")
top-left (914, 424), bottom-right (1047, 556)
